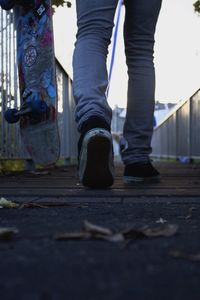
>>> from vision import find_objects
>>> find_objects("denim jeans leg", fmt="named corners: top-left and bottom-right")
top-left (73, 0), bottom-right (118, 132)
top-left (122, 0), bottom-right (162, 165)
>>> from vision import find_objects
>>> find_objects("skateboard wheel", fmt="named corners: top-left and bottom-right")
top-left (31, 100), bottom-right (48, 113)
top-left (4, 108), bottom-right (20, 124)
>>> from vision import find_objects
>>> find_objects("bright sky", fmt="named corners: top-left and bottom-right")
top-left (53, 0), bottom-right (200, 108)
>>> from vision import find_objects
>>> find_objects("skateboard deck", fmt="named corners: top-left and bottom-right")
top-left (13, 0), bottom-right (60, 165)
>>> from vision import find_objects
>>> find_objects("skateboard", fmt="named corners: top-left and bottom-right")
top-left (4, 0), bottom-right (60, 165)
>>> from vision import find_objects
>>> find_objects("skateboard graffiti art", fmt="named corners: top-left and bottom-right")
top-left (4, 0), bottom-right (60, 165)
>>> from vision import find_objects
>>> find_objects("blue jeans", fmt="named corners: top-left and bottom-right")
top-left (73, 0), bottom-right (162, 165)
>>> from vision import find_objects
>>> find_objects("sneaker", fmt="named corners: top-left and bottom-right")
top-left (78, 118), bottom-right (114, 188)
top-left (123, 161), bottom-right (160, 183)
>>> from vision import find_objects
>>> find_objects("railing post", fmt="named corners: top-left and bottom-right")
top-left (188, 97), bottom-right (192, 161)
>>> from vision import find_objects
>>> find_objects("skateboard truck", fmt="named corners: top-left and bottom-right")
top-left (4, 100), bottom-right (48, 124)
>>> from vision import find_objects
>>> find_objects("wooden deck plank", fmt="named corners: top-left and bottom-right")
top-left (1, 162), bottom-right (200, 199)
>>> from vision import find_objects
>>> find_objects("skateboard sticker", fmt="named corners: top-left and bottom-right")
top-left (24, 46), bottom-right (37, 67)
top-left (34, 1), bottom-right (48, 20)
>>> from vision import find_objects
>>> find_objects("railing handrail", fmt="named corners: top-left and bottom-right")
top-left (154, 88), bottom-right (200, 130)
top-left (151, 87), bottom-right (200, 159)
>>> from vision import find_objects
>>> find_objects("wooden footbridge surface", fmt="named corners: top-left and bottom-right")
top-left (0, 161), bottom-right (200, 300)
top-left (1, 161), bottom-right (200, 198)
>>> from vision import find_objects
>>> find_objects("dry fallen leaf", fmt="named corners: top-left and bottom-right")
top-left (19, 203), bottom-right (49, 209)
top-left (55, 220), bottom-right (120, 242)
top-left (83, 220), bottom-right (113, 236)
top-left (169, 250), bottom-right (200, 262)
top-left (156, 218), bottom-right (167, 224)
top-left (0, 227), bottom-right (19, 240)
top-left (142, 224), bottom-right (178, 238)
top-left (102, 233), bottom-right (124, 242)
top-left (122, 224), bottom-right (178, 239)
top-left (19, 202), bottom-right (85, 209)
top-left (55, 232), bottom-right (91, 240)
top-left (185, 207), bottom-right (197, 220)
top-left (55, 221), bottom-right (178, 243)
top-left (0, 197), bottom-right (19, 209)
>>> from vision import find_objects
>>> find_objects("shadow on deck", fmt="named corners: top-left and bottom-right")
top-left (0, 161), bottom-right (200, 300)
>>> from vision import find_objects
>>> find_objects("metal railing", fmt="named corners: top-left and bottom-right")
top-left (151, 88), bottom-right (200, 160)
top-left (0, 9), bottom-right (77, 165)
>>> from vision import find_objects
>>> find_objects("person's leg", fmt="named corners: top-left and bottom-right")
top-left (73, 0), bottom-right (118, 188)
top-left (122, 0), bottom-right (162, 182)
top-left (73, 0), bottom-right (118, 132)
top-left (123, 0), bottom-right (162, 165)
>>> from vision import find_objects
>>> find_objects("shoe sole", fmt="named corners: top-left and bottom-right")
top-left (123, 175), bottom-right (160, 184)
top-left (79, 129), bottom-right (114, 188)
